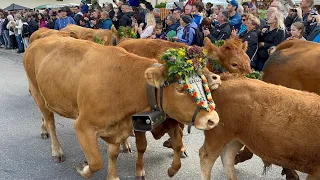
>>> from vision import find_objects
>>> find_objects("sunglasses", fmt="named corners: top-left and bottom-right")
top-left (242, 19), bottom-right (246, 21)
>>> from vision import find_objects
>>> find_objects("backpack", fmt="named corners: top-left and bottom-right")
top-left (22, 24), bottom-right (30, 38)
top-left (191, 27), bottom-right (204, 47)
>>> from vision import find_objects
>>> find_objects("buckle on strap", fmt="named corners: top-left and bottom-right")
top-left (188, 106), bottom-right (201, 134)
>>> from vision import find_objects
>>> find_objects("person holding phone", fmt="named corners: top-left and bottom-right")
top-left (305, 12), bottom-right (320, 41)
top-left (203, 10), bottom-right (231, 43)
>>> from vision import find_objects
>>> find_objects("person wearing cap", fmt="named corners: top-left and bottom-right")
top-left (227, 0), bottom-right (242, 31)
top-left (54, 7), bottom-right (75, 30)
top-left (172, 15), bottom-right (197, 45)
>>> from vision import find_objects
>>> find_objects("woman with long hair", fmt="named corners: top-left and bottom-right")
top-left (257, 11), bottom-right (285, 71)
top-left (137, 13), bottom-right (155, 38)
top-left (37, 13), bottom-right (47, 28)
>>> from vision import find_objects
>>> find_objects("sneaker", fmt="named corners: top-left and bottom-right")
top-left (0, 45), bottom-right (4, 48)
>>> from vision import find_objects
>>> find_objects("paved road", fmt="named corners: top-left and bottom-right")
top-left (0, 48), bottom-right (307, 180)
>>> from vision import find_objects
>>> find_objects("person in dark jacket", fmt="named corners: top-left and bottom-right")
top-left (45, 11), bottom-right (57, 29)
top-left (100, 11), bottom-right (113, 30)
top-left (257, 11), bottom-right (286, 71)
top-left (26, 13), bottom-right (38, 36)
top-left (119, 4), bottom-right (134, 27)
top-left (80, 0), bottom-right (89, 14)
top-left (304, 13), bottom-right (320, 41)
top-left (2, 12), bottom-right (11, 49)
top-left (226, 0), bottom-right (241, 30)
top-left (165, 14), bottom-right (180, 34)
top-left (232, 14), bottom-right (260, 69)
top-left (284, 0), bottom-right (314, 31)
top-left (204, 10), bottom-right (231, 43)
top-left (106, 3), bottom-right (115, 20)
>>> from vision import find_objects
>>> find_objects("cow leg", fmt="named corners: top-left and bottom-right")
top-left (74, 120), bottom-right (103, 178)
top-left (200, 139), bottom-right (226, 180)
top-left (121, 139), bottom-right (132, 153)
top-left (29, 84), bottom-right (64, 162)
top-left (107, 143), bottom-right (121, 180)
top-left (221, 140), bottom-right (244, 180)
top-left (282, 168), bottom-right (300, 180)
top-left (167, 124), bottom-right (184, 177)
top-left (234, 146), bottom-right (253, 164)
top-left (135, 131), bottom-right (147, 179)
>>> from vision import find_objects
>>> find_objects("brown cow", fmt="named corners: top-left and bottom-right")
top-left (117, 37), bottom-right (252, 74)
top-left (200, 74), bottom-right (320, 180)
top-left (23, 36), bottom-right (220, 179)
top-left (29, 28), bottom-right (79, 44)
top-left (234, 40), bottom-right (320, 180)
top-left (62, 24), bottom-right (116, 46)
top-left (117, 37), bottom-right (252, 176)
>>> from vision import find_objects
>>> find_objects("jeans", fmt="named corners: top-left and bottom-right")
top-left (3, 30), bottom-right (11, 48)
top-left (22, 37), bottom-right (29, 50)
top-left (15, 34), bottom-right (24, 51)
top-left (0, 32), bottom-right (4, 45)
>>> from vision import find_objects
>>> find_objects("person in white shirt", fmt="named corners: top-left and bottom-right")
top-left (14, 14), bottom-right (24, 53)
top-left (137, 13), bottom-right (156, 39)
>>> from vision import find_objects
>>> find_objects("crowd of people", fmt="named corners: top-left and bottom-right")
top-left (0, 0), bottom-right (319, 70)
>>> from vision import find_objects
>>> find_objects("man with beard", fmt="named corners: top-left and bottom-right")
top-left (226, 0), bottom-right (241, 30)
top-left (46, 11), bottom-right (57, 29)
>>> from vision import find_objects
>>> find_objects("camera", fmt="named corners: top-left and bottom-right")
top-left (291, 8), bottom-right (297, 12)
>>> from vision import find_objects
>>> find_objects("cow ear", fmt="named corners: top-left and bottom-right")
top-left (203, 37), bottom-right (220, 59)
top-left (145, 66), bottom-right (168, 88)
top-left (242, 41), bottom-right (248, 51)
top-left (83, 34), bottom-right (94, 41)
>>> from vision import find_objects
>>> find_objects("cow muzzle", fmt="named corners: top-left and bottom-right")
top-left (193, 110), bottom-right (219, 130)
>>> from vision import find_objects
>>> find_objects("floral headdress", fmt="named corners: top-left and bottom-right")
top-left (161, 46), bottom-right (215, 112)
top-left (118, 26), bottom-right (137, 39)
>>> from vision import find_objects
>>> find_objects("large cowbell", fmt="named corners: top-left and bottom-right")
top-left (132, 83), bottom-right (166, 132)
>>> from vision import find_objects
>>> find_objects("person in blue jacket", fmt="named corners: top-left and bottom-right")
top-left (173, 15), bottom-right (197, 45)
top-left (100, 11), bottom-right (113, 30)
top-left (54, 7), bottom-right (75, 30)
top-left (80, 0), bottom-right (89, 14)
top-left (226, 0), bottom-right (241, 31)
top-left (313, 33), bottom-right (320, 43)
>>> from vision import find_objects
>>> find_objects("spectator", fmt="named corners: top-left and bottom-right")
top-left (205, 3), bottom-right (213, 17)
top-left (165, 14), bottom-right (179, 38)
top-left (238, 13), bottom-right (248, 35)
top-left (21, 17), bottom-right (29, 50)
top-left (213, 5), bottom-right (224, 16)
top-left (266, 7), bottom-right (278, 20)
top-left (0, 12), bottom-right (4, 48)
top-left (173, 15), bottom-right (197, 45)
top-left (46, 11), bottom-right (57, 29)
top-left (192, 1), bottom-right (204, 27)
top-left (7, 15), bottom-right (17, 49)
top-left (137, 13), bottom-right (156, 38)
top-left (37, 13), bottom-right (47, 28)
top-left (184, 4), bottom-right (193, 16)
top-left (106, 3), bottom-right (115, 20)
top-left (112, 7), bottom-right (121, 29)
top-left (270, 0), bottom-right (288, 18)
top-left (2, 12), bottom-right (11, 49)
top-left (285, 0), bottom-right (314, 31)
top-left (249, 6), bottom-right (266, 29)
top-left (26, 13), bottom-right (38, 36)
top-left (232, 14), bottom-right (260, 69)
top-left (101, 11), bottom-right (113, 30)
top-left (204, 10), bottom-right (231, 43)
top-left (73, 6), bottom-right (83, 26)
top-left (242, 2), bottom-right (249, 13)
top-left (172, 9), bottom-right (181, 22)
top-left (15, 14), bottom-right (24, 53)
top-left (80, 0), bottom-right (89, 14)
top-left (305, 13), bottom-right (320, 41)
top-left (54, 7), bottom-right (75, 30)
top-left (287, 21), bottom-right (306, 40)
top-left (226, 0), bottom-right (242, 31)
top-left (257, 11), bottom-right (286, 71)
top-left (237, 5), bottom-right (244, 14)
top-left (151, 23), bottom-right (166, 39)
top-left (89, 10), bottom-right (102, 29)
top-left (152, 8), bottom-right (162, 24)
top-left (119, 4), bottom-right (135, 27)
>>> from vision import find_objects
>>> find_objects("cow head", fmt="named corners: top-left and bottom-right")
top-left (144, 65), bottom-right (220, 130)
top-left (204, 37), bottom-right (252, 74)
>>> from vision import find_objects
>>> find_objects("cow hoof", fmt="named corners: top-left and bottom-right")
top-left (52, 155), bottom-right (65, 163)
top-left (168, 168), bottom-right (178, 178)
top-left (121, 147), bottom-right (132, 153)
top-left (41, 133), bottom-right (50, 139)
top-left (135, 176), bottom-right (146, 180)
top-left (180, 151), bottom-right (188, 158)
top-left (163, 139), bottom-right (172, 148)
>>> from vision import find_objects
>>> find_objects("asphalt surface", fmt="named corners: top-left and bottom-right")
top-left (0, 48), bottom-right (308, 180)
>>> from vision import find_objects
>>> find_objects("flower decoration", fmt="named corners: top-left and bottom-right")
top-left (161, 46), bottom-right (215, 112)
top-left (93, 36), bottom-right (105, 45)
top-left (161, 46), bottom-right (208, 81)
top-left (118, 26), bottom-right (137, 39)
